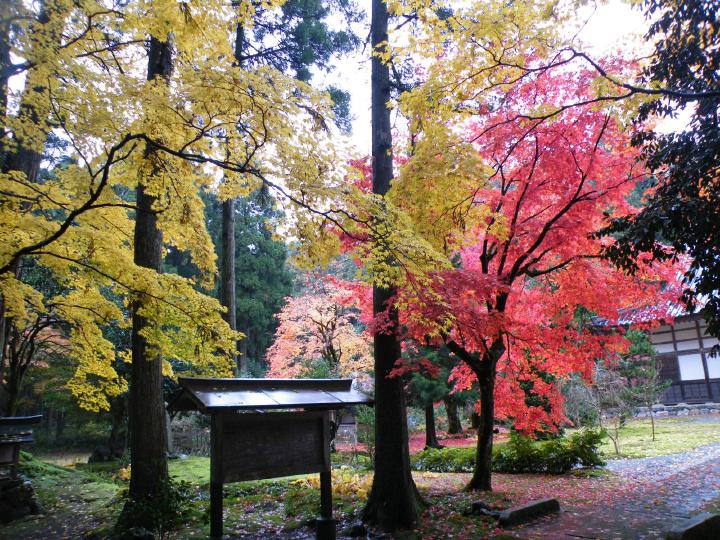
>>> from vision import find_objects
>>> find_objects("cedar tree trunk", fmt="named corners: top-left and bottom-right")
top-left (444, 396), bottom-right (463, 434)
top-left (127, 36), bottom-right (172, 507)
top-left (362, 0), bottom-right (422, 530)
top-left (220, 198), bottom-right (239, 373)
top-left (424, 404), bottom-right (442, 449)
top-left (108, 395), bottom-right (128, 457)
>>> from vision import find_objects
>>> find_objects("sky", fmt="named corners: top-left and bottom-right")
top-left (317, 0), bottom-right (650, 155)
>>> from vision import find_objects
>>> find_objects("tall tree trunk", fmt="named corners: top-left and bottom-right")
top-left (220, 198), bottom-right (239, 373)
top-left (108, 396), bottom-right (127, 457)
top-left (362, 0), bottom-right (422, 530)
top-left (55, 409), bottom-right (65, 442)
top-left (468, 361), bottom-right (496, 491)
top-left (219, 19), bottom-right (248, 377)
top-left (444, 396), bottom-right (463, 434)
top-left (127, 36), bottom-right (172, 510)
top-left (238, 324), bottom-right (249, 373)
top-left (424, 404), bottom-right (442, 449)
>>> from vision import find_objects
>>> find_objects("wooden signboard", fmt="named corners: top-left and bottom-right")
top-left (168, 378), bottom-right (373, 540)
top-left (213, 410), bottom-right (330, 483)
top-left (210, 411), bottom-right (333, 539)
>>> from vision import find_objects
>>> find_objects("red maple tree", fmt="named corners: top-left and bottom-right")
top-left (393, 70), bottom-right (684, 490)
top-left (323, 68), bottom-right (682, 491)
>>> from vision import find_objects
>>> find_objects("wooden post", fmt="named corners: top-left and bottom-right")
top-left (316, 470), bottom-right (335, 540)
top-left (210, 413), bottom-right (224, 539)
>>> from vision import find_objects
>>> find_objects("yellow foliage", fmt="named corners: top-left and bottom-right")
top-left (293, 468), bottom-right (372, 499)
top-left (0, 0), bottom-right (345, 411)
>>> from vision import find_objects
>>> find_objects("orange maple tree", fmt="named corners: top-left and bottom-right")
top-left (266, 278), bottom-right (372, 379)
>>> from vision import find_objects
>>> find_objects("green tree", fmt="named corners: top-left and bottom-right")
top-left (601, 0), bottom-right (720, 340)
top-left (218, 189), bottom-right (294, 374)
top-left (617, 329), bottom-right (670, 441)
top-left (406, 344), bottom-right (469, 449)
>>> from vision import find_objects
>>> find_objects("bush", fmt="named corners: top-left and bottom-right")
top-left (411, 430), bottom-right (605, 474)
top-left (494, 430), bottom-right (605, 473)
top-left (411, 446), bottom-right (476, 473)
top-left (567, 429), bottom-right (606, 468)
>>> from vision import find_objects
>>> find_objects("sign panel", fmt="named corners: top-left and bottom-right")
top-left (215, 410), bottom-right (330, 483)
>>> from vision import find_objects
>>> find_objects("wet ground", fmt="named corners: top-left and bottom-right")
top-left (516, 444), bottom-right (720, 539)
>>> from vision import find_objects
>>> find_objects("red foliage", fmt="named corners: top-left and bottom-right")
top-left (395, 69), bottom-right (685, 434)
top-left (325, 68), bottom-right (684, 438)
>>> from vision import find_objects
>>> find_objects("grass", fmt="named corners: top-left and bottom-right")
top-left (594, 416), bottom-right (720, 459)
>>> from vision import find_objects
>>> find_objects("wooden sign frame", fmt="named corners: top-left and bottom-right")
top-left (210, 410), bottom-right (334, 539)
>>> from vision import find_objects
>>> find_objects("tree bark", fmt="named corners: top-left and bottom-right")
top-left (424, 404), bottom-right (442, 449)
top-left (362, 0), bottom-right (422, 530)
top-left (444, 396), bottom-right (463, 434)
top-left (468, 361), bottom-right (496, 491)
top-left (220, 198), bottom-right (239, 373)
top-left (55, 409), bottom-right (65, 442)
top-left (219, 18), bottom-right (249, 377)
top-left (127, 36), bottom-right (172, 508)
top-left (108, 395), bottom-right (127, 457)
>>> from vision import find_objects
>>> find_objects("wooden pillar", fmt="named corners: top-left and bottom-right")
top-left (210, 413), bottom-right (224, 539)
top-left (316, 470), bottom-right (335, 540)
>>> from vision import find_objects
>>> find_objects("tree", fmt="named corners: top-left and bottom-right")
top-left (593, 360), bottom-right (632, 456)
top-left (402, 343), bottom-right (470, 448)
top-left (393, 66), bottom-right (682, 490)
top-left (217, 189), bottom-right (294, 375)
top-left (126, 34), bottom-right (174, 514)
top-left (266, 279), bottom-right (371, 378)
top-left (218, 0), bottom-right (360, 369)
top-left (600, 0), bottom-right (720, 341)
top-left (0, 259), bottom-right (70, 415)
top-left (361, 0), bottom-right (423, 529)
top-left (616, 329), bottom-right (669, 441)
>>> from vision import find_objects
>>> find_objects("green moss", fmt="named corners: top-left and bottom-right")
top-left (18, 451), bottom-right (74, 478)
top-left (168, 456), bottom-right (211, 485)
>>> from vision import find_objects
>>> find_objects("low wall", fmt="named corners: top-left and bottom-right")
top-left (634, 403), bottom-right (720, 418)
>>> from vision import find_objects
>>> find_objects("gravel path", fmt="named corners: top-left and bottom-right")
top-left (604, 442), bottom-right (720, 483)
top-left (518, 444), bottom-right (720, 539)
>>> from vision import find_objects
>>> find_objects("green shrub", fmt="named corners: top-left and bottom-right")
top-left (411, 446), bottom-right (476, 473)
top-left (411, 430), bottom-right (605, 474)
top-left (567, 429), bottom-right (606, 468)
top-left (539, 438), bottom-right (577, 474)
top-left (493, 435), bottom-right (543, 473)
top-left (494, 430), bottom-right (605, 473)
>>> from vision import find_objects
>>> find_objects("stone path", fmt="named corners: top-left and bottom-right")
top-left (515, 445), bottom-right (720, 539)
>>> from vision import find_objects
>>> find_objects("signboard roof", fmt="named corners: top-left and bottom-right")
top-left (168, 377), bottom-right (373, 413)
